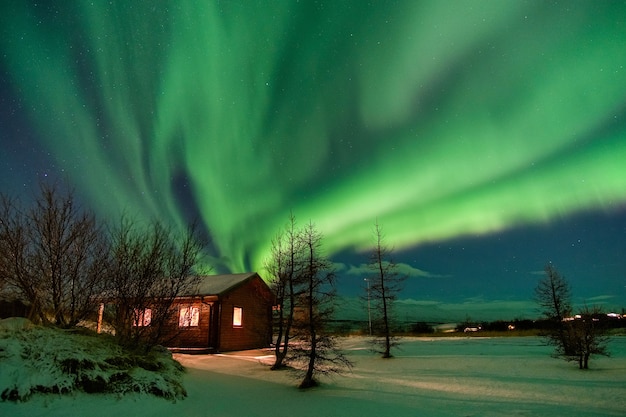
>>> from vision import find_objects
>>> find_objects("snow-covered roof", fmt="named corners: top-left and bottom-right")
top-left (189, 272), bottom-right (262, 297)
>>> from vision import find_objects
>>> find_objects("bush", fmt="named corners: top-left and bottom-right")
top-left (0, 318), bottom-right (186, 402)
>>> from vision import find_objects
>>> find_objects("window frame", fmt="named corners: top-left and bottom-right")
top-left (232, 306), bottom-right (243, 328)
top-left (178, 305), bottom-right (200, 328)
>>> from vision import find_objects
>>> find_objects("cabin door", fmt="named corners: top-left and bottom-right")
top-left (206, 303), bottom-right (217, 350)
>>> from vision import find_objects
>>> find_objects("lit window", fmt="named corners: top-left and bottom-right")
top-left (233, 306), bottom-right (243, 327)
top-left (179, 306), bottom-right (200, 327)
top-left (133, 308), bottom-right (152, 327)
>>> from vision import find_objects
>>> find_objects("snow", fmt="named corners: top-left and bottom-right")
top-left (1, 327), bottom-right (625, 416)
top-left (0, 318), bottom-right (185, 402)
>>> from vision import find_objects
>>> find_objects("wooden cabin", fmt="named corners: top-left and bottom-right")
top-left (161, 272), bottom-right (274, 353)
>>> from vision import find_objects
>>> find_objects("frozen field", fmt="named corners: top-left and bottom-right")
top-left (2, 336), bottom-right (625, 417)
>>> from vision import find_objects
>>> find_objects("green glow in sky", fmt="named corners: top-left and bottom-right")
top-left (1, 1), bottom-right (625, 272)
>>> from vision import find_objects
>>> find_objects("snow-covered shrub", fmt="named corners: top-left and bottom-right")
top-left (0, 318), bottom-right (186, 402)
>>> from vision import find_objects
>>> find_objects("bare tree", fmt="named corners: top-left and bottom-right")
top-left (106, 216), bottom-right (203, 349)
top-left (365, 221), bottom-right (406, 358)
top-left (0, 185), bottom-right (109, 327)
top-left (535, 263), bottom-right (573, 357)
top-left (289, 222), bottom-right (352, 389)
top-left (265, 213), bottom-right (303, 370)
top-left (566, 305), bottom-right (610, 369)
top-left (535, 263), bottom-right (572, 323)
top-left (0, 194), bottom-right (40, 320)
top-left (535, 263), bottom-right (609, 369)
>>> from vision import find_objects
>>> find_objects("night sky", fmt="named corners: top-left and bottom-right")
top-left (1, 1), bottom-right (625, 320)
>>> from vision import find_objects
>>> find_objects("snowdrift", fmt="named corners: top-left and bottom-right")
top-left (0, 318), bottom-right (185, 401)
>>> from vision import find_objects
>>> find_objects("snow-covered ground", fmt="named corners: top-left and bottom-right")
top-left (0, 318), bottom-right (186, 401)
top-left (2, 335), bottom-right (625, 417)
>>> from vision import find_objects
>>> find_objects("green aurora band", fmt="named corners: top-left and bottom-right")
top-left (1, 1), bottom-right (625, 273)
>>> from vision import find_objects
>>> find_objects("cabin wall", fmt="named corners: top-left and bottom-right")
top-left (161, 300), bottom-right (213, 349)
top-left (218, 278), bottom-right (273, 351)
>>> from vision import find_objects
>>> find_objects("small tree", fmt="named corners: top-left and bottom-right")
top-left (266, 213), bottom-right (303, 370)
top-left (0, 185), bottom-right (109, 327)
top-left (365, 221), bottom-right (406, 358)
top-left (566, 306), bottom-right (610, 369)
top-left (106, 216), bottom-right (203, 349)
top-left (289, 222), bottom-right (352, 389)
top-left (535, 263), bottom-right (609, 369)
top-left (535, 263), bottom-right (572, 323)
top-left (535, 263), bottom-right (573, 359)
top-left (0, 194), bottom-right (40, 319)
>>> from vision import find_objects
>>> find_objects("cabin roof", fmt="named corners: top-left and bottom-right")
top-left (189, 272), bottom-right (263, 297)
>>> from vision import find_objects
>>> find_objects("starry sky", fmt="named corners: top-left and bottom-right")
top-left (1, 1), bottom-right (625, 321)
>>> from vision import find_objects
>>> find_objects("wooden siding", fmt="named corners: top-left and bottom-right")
top-left (217, 277), bottom-right (273, 351)
top-left (162, 300), bottom-right (214, 349)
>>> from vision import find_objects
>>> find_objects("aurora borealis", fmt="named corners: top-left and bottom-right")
top-left (1, 1), bottom-right (625, 318)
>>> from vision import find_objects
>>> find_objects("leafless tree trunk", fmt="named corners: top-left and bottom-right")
top-left (535, 263), bottom-right (571, 323)
top-left (535, 263), bottom-right (609, 369)
top-left (1, 185), bottom-right (109, 327)
top-left (564, 305), bottom-right (609, 369)
top-left (0, 194), bottom-right (43, 322)
top-left (366, 221), bottom-right (406, 358)
top-left (535, 263), bottom-right (574, 357)
top-left (288, 222), bottom-right (352, 389)
top-left (106, 216), bottom-right (203, 350)
top-left (266, 213), bottom-right (302, 370)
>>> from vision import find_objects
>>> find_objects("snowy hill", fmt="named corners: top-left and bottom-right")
top-left (0, 318), bottom-right (185, 401)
